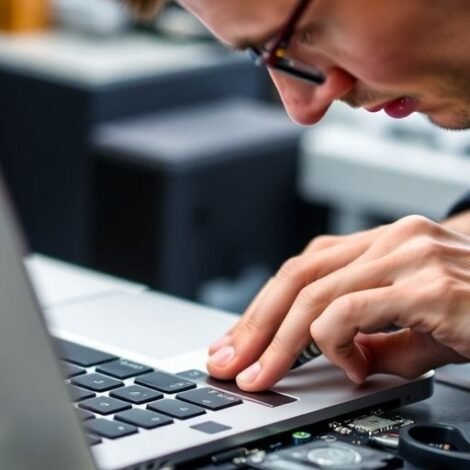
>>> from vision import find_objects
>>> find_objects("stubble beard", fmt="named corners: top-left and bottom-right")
top-left (341, 72), bottom-right (470, 131)
top-left (427, 71), bottom-right (470, 130)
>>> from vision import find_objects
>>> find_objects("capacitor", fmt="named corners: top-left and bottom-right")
top-left (292, 431), bottom-right (312, 446)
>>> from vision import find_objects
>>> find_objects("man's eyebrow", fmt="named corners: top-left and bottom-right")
top-left (226, 19), bottom-right (323, 53)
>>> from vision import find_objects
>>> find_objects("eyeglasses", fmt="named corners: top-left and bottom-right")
top-left (248, 0), bottom-right (325, 85)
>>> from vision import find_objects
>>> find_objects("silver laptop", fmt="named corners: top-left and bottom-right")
top-left (0, 173), bottom-right (433, 470)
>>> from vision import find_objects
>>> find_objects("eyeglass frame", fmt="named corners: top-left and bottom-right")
top-left (248, 0), bottom-right (325, 85)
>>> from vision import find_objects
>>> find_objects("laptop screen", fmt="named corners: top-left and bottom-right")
top-left (0, 173), bottom-right (96, 470)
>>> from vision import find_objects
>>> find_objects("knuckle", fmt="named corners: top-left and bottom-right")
top-left (267, 334), bottom-right (294, 359)
top-left (276, 256), bottom-right (304, 283)
top-left (296, 286), bottom-right (316, 308)
top-left (307, 235), bottom-right (338, 251)
top-left (310, 296), bottom-right (360, 356)
top-left (395, 215), bottom-right (436, 236)
top-left (330, 295), bottom-right (358, 319)
top-left (311, 324), bottom-right (349, 360)
top-left (297, 285), bottom-right (324, 309)
top-left (240, 315), bottom-right (263, 336)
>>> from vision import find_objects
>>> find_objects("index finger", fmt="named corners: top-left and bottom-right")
top-left (207, 234), bottom-right (377, 380)
top-left (234, 256), bottom-right (395, 391)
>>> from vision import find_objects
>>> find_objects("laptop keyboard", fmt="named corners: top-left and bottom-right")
top-left (57, 339), bottom-right (243, 445)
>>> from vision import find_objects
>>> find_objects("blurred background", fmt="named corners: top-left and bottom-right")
top-left (1, 0), bottom-right (469, 314)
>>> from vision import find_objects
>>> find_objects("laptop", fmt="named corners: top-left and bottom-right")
top-left (0, 172), bottom-right (433, 470)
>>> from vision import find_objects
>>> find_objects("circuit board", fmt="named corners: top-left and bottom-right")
top-left (189, 408), bottom-right (415, 470)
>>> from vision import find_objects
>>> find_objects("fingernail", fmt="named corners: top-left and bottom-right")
top-left (209, 346), bottom-right (235, 366)
top-left (210, 335), bottom-right (232, 352)
top-left (237, 362), bottom-right (261, 384)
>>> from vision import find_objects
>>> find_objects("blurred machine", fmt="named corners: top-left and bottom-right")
top-left (91, 98), bottom-right (325, 304)
top-left (52, 0), bottom-right (130, 36)
top-left (0, 32), bottom-right (268, 265)
top-left (299, 104), bottom-right (470, 234)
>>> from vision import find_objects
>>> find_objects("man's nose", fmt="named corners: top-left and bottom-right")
top-left (270, 67), bottom-right (356, 125)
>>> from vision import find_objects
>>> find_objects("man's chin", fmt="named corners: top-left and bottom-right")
top-left (426, 110), bottom-right (470, 131)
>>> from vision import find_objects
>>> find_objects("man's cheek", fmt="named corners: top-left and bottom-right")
top-left (341, 35), bottom-right (421, 88)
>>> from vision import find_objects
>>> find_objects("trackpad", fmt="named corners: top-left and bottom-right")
top-left (177, 369), bottom-right (297, 407)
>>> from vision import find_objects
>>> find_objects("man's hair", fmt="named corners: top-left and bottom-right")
top-left (125, 0), bottom-right (168, 18)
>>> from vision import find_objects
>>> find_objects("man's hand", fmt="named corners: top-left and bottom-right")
top-left (207, 212), bottom-right (470, 391)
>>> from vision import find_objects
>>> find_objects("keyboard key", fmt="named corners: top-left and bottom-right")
top-left (176, 369), bottom-right (207, 381)
top-left (76, 408), bottom-right (95, 421)
top-left (177, 387), bottom-right (242, 411)
top-left (97, 359), bottom-right (153, 379)
top-left (110, 385), bottom-right (163, 405)
top-left (147, 399), bottom-right (206, 420)
top-left (79, 396), bottom-right (131, 416)
top-left (58, 340), bottom-right (116, 367)
top-left (136, 372), bottom-right (196, 394)
top-left (85, 419), bottom-right (137, 440)
top-left (63, 362), bottom-right (86, 378)
top-left (191, 421), bottom-right (232, 435)
top-left (71, 373), bottom-right (123, 392)
top-left (67, 384), bottom-right (96, 402)
top-left (86, 435), bottom-right (102, 446)
top-left (115, 409), bottom-right (173, 430)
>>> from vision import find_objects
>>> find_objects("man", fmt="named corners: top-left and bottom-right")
top-left (129, 0), bottom-right (470, 392)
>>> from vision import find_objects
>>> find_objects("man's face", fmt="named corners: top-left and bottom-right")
top-left (180, 0), bottom-right (470, 129)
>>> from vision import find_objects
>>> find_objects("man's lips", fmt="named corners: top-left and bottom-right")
top-left (365, 97), bottom-right (419, 118)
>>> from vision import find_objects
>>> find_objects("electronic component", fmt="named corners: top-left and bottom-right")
top-left (245, 440), bottom-right (402, 469)
top-left (292, 431), bottom-right (312, 446)
top-left (350, 416), bottom-right (398, 435)
top-left (188, 408), bottom-right (413, 469)
top-left (327, 410), bottom-right (414, 452)
top-left (211, 447), bottom-right (250, 465)
top-left (370, 433), bottom-right (400, 450)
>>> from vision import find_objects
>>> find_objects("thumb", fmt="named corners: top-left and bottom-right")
top-left (355, 329), bottom-right (466, 379)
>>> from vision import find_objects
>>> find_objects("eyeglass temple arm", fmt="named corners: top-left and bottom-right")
top-left (271, 0), bottom-right (311, 52)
